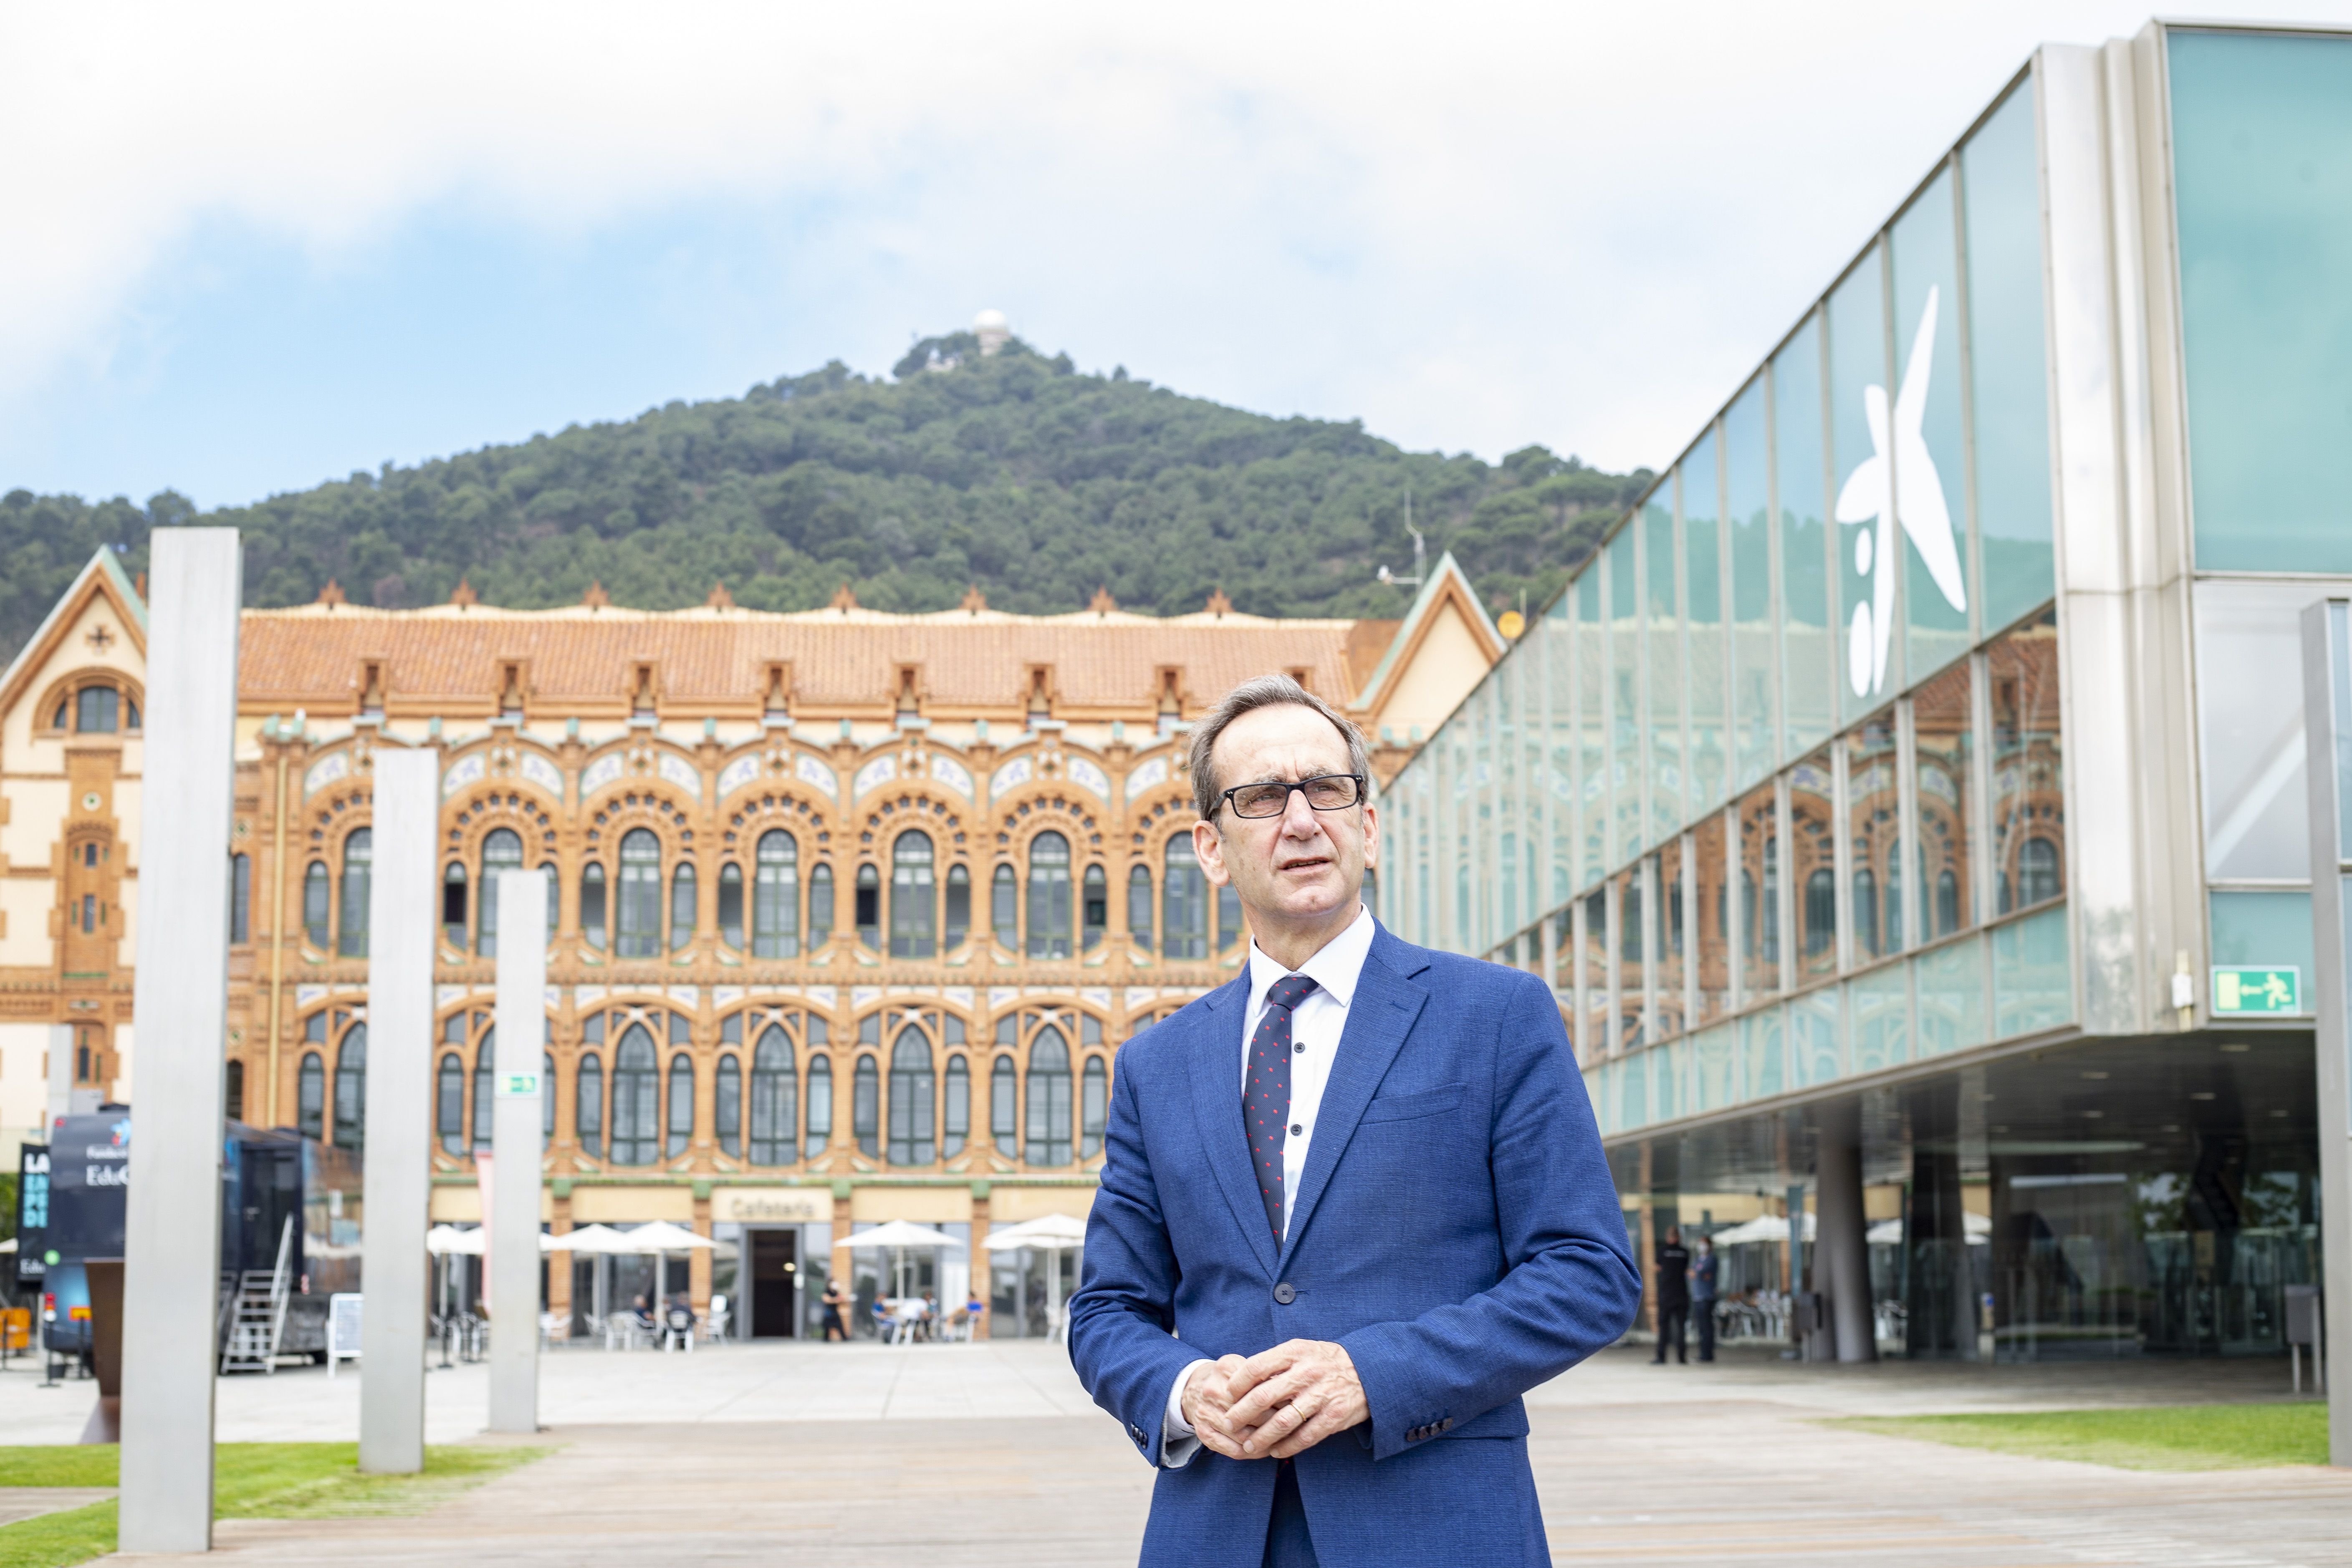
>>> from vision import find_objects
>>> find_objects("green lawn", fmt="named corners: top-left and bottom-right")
top-left (0, 1443), bottom-right (552, 1568)
top-left (1832, 1401), bottom-right (2327, 1471)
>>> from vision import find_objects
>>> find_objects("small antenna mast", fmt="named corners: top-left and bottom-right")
top-left (1376, 485), bottom-right (1427, 591)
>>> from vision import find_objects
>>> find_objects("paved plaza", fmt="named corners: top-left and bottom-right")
top-left (0, 1342), bottom-right (2341, 1565)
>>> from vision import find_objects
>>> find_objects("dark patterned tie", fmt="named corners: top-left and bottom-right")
top-left (1245, 974), bottom-right (1319, 1240)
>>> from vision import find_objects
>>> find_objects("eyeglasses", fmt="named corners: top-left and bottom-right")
top-left (1217, 773), bottom-right (1366, 820)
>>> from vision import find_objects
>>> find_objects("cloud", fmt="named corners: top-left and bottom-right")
top-left (7, 0), bottom-right (2349, 499)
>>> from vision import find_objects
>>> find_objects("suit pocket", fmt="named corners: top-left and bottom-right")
top-left (1359, 1082), bottom-right (1466, 1123)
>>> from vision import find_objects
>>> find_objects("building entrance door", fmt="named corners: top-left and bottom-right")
top-left (750, 1229), bottom-right (798, 1338)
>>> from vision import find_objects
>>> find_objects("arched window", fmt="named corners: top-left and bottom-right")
top-left (991, 1054), bottom-right (1018, 1157)
top-left (887, 1026), bottom-right (936, 1164)
top-left (226, 1058), bottom-right (245, 1121)
top-left (77, 686), bottom-right (119, 734)
top-left (1163, 839), bottom-right (1207, 959)
top-left (303, 862), bottom-right (330, 949)
top-left (991, 864), bottom-right (1018, 947)
top-left (670, 861), bottom-right (697, 953)
top-left (473, 1028), bottom-right (496, 1151)
top-left (808, 863), bottom-right (835, 947)
top-left (712, 1053), bottom-right (739, 1156)
top-left (945, 864), bottom-right (970, 947)
top-left (1128, 865), bottom-right (1153, 952)
top-left (853, 1053), bottom-right (879, 1157)
top-left (51, 695), bottom-right (65, 730)
top-left (1081, 864), bottom-right (1107, 951)
top-left (298, 1052), bottom-right (324, 1139)
top-left (718, 863), bottom-right (745, 949)
top-left (943, 1054), bottom-right (969, 1158)
top-left (437, 1053), bottom-right (465, 1154)
top-left (1218, 881), bottom-right (1243, 953)
top-left (753, 831), bottom-right (798, 957)
top-left (667, 1053), bottom-right (695, 1157)
top-left (1025, 1027), bottom-right (1072, 1165)
top-left (1081, 1057), bottom-right (1108, 1159)
top-left (617, 830), bottom-right (662, 957)
top-left (230, 852), bottom-right (252, 944)
top-left (543, 1050), bottom-right (557, 1140)
top-left (338, 831), bottom-right (372, 957)
top-left (1028, 833), bottom-right (1072, 959)
top-left (1804, 869), bottom-right (1836, 956)
top-left (333, 1025), bottom-right (367, 1151)
top-left (478, 829), bottom-right (522, 956)
top-left (576, 1051), bottom-right (604, 1158)
top-left (891, 832), bottom-right (936, 958)
top-left (442, 862), bottom-right (469, 951)
top-left (749, 1024), bottom-right (797, 1164)
top-left (805, 1053), bottom-right (832, 1159)
top-left (581, 862), bottom-right (608, 949)
top-left (542, 862), bottom-right (560, 937)
top-left (855, 864), bottom-right (881, 948)
top-left (610, 1024), bottom-right (658, 1165)
top-left (2019, 835), bottom-right (2061, 909)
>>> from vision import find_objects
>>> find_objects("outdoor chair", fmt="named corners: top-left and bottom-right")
top-left (662, 1305), bottom-right (697, 1353)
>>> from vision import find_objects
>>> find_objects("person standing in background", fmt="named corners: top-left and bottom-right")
top-left (1650, 1228), bottom-right (1690, 1366)
top-left (1690, 1235), bottom-right (1718, 1363)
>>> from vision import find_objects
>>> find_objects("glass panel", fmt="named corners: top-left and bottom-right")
top-left (617, 830), bottom-right (661, 958)
top-left (1653, 845), bottom-right (1685, 1039)
top-left (581, 862), bottom-right (606, 949)
top-left (1028, 833), bottom-right (1072, 959)
top-left (480, 828), bottom-right (523, 957)
top-left (1218, 881), bottom-right (1244, 955)
top-left (891, 831), bottom-right (936, 958)
top-left (1615, 866), bottom-right (1645, 1050)
top-left (610, 1024), bottom-right (657, 1165)
top-left (304, 862), bottom-right (330, 949)
top-left (854, 1054), bottom-right (879, 1158)
top-left (1792, 751), bottom-right (1837, 981)
top-left (945, 863), bottom-right (970, 947)
top-left (1693, 815), bottom-right (1729, 1027)
top-left (1583, 889), bottom-right (1610, 1059)
top-left (1849, 964), bottom-right (1909, 1074)
top-left (808, 863), bottom-right (834, 947)
top-left (1829, 247), bottom-right (1894, 720)
top-left (855, 864), bottom-right (881, 948)
top-left (887, 1026), bottom-right (935, 1164)
top-left (1915, 933), bottom-right (1986, 1057)
top-left (1912, 660), bottom-right (1975, 941)
top-left (1492, 677), bottom-right (1516, 942)
top-left (716, 1053), bottom-right (741, 1156)
top-left (991, 1053), bottom-right (1018, 1157)
top-left (333, 1025), bottom-right (367, 1152)
top-left (1991, 903), bottom-right (2072, 1038)
top-left (943, 1054), bottom-right (969, 1158)
top-left (991, 863), bottom-right (1017, 948)
top-left (475, 1037), bottom-right (496, 1151)
top-left (1692, 1024), bottom-right (1734, 1114)
top-left (1777, 316), bottom-right (1835, 756)
top-left (575, 1051), bottom-right (602, 1158)
top-left (2210, 890), bottom-right (2316, 1014)
top-left (1789, 986), bottom-right (1843, 1088)
top-left (1962, 83), bottom-right (2055, 629)
top-left (1081, 1058), bottom-right (1107, 1159)
top-left (1890, 164), bottom-right (1971, 682)
top-left (1989, 608), bottom-right (2065, 912)
top-left (1655, 1040), bottom-right (1683, 1123)
top-left (1082, 864), bottom-right (1107, 951)
top-left (1618, 1045), bottom-right (1649, 1131)
top-left (1608, 531), bottom-right (1642, 863)
top-left (1158, 842), bottom-right (1205, 958)
top-left (1686, 433), bottom-right (1728, 815)
top-left (1577, 569), bottom-right (1608, 887)
top-left (804, 1054), bottom-right (832, 1158)
top-left (1127, 864), bottom-right (1154, 952)
top-left (753, 831), bottom-right (798, 957)
top-left (1026, 1027), bottom-right (1073, 1166)
top-left (749, 1024), bottom-right (796, 1165)
top-left (1726, 378), bottom-right (1776, 788)
top-left (666, 1053), bottom-right (693, 1157)
top-left (437, 1053), bottom-right (464, 1154)
top-left (1546, 599), bottom-right (1574, 918)
top-left (1645, 486), bottom-right (1683, 841)
top-left (669, 862), bottom-right (696, 952)
top-left (1740, 1006), bottom-right (1785, 1102)
top-left (2196, 583), bottom-right (2315, 881)
top-left (1737, 783), bottom-right (1779, 1000)
top-left (1847, 708), bottom-right (1904, 959)
top-left (2170, 31), bottom-right (2352, 573)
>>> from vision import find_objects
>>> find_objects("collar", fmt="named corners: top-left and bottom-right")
top-left (1246, 903), bottom-right (1375, 1015)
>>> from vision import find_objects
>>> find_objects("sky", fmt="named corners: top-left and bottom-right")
top-left (8, 1), bottom-right (2351, 511)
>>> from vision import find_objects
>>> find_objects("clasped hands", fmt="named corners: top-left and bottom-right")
top-left (1182, 1339), bottom-right (1368, 1461)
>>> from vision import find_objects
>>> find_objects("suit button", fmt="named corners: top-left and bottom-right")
top-left (1272, 1282), bottom-right (1296, 1305)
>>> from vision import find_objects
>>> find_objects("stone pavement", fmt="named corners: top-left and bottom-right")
top-left (8, 1342), bottom-right (2337, 1565)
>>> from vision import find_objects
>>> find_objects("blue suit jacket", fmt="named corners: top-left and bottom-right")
top-left (1069, 923), bottom-right (1640, 1568)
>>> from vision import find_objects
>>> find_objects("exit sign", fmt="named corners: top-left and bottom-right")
top-left (2212, 967), bottom-right (2301, 1015)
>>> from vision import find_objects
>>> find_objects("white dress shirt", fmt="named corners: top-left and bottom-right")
top-left (1161, 904), bottom-right (1376, 1467)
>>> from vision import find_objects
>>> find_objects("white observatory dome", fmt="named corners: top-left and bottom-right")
top-left (973, 308), bottom-right (1011, 356)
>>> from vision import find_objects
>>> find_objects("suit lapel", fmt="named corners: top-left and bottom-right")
top-left (1279, 926), bottom-right (1431, 1266)
top-left (1186, 973), bottom-right (1279, 1280)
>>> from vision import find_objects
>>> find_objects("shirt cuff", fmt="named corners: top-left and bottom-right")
top-left (1161, 1358), bottom-right (1214, 1469)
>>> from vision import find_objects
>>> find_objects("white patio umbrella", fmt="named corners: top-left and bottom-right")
top-left (1709, 1213), bottom-right (1816, 1247)
top-left (833, 1220), bottom-right (961, 1303)
top-left (426, 1224), bottom-right (484, 1255)
top-left (548, 1225), bottom-right (638, 1333)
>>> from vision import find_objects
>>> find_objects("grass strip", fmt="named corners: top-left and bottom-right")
top-left (1830, 1401), bottom-right (2326, 1472)
top-left (0, 1443), bottom-right (553, 1567)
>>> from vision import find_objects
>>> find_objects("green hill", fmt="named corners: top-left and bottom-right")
top-left (0, 331), bottom-right (1648, 663)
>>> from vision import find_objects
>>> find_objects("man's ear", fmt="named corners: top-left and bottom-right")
top-left (1193, 817), bottom-right (1229, 887)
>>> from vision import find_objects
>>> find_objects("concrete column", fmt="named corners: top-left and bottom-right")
top-left (1814, 1099), bottom-right (1875, 1363)
top-left (361, 749), bottom-right (437, 1474)
top-left (489, 868), bottom-right (548, 1434)
top-left (118, 527), bottom-right (242, 1555)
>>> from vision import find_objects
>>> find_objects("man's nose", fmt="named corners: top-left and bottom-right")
top-left (1279, 787), bottom-right (1323, 836)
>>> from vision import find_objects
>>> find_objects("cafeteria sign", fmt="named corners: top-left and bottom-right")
top-left (2211, 967), bottom-right (2300, 1015)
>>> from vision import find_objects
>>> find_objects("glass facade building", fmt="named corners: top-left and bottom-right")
top-left (1382, 23), bottom-right (2349, 1363)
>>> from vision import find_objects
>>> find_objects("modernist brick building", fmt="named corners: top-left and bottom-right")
top-left (0, 551), bottom-right (1500, 1335)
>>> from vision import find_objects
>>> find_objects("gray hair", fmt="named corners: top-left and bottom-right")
top-left (1188, 674), bottom-right (1373, 822)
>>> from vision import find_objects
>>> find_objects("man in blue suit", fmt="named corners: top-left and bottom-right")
top-left (1070, 674), bottom-right (1641, 1568)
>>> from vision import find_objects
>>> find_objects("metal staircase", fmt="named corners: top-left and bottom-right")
top-left (219, 1217), bottom-right (295, 1375)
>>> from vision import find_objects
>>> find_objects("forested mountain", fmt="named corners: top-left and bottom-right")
top-left (0, 330), bottom-right (1649, 664)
